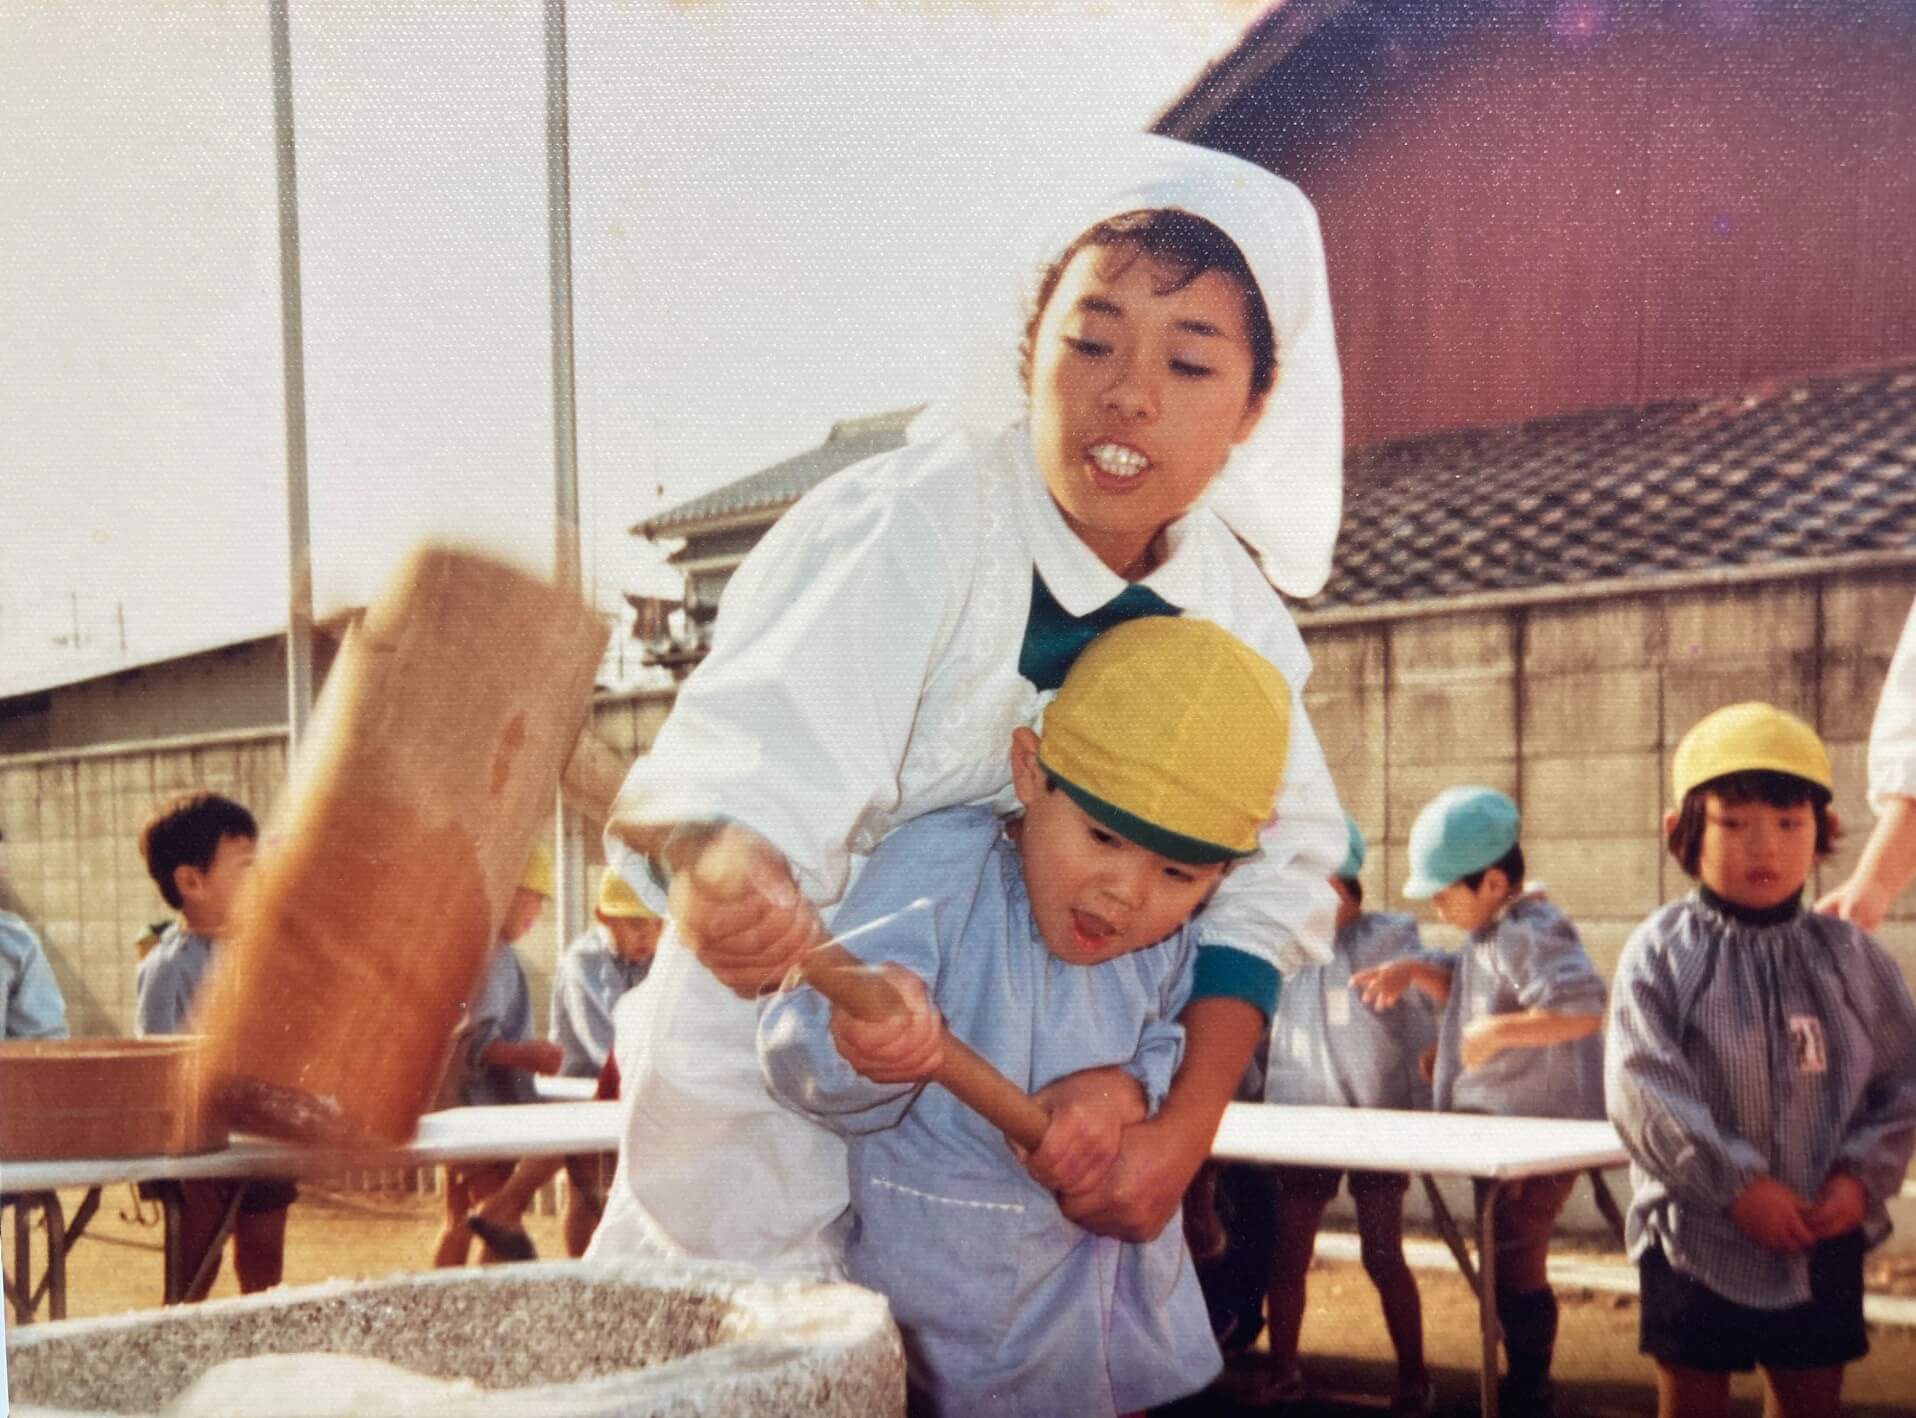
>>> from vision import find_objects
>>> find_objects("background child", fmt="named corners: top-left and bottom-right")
top-left (759, 617), bottom-right (1290, 1418)
top-left (1352, 786), bottom-right (1605, 1418)
top-left (1254, 815), bottom-right (1435, 1415)
top-left (431, 844), bottom-right (564, 1268)
top-left (1608, 703), bottom-right (1916, 1418)
top-left (134, 791), bottom-right (291, 1299)
top-left (590, 135), bottom-right (1349, 1275)
top-left (469, 867), bottom-right (661, 1260)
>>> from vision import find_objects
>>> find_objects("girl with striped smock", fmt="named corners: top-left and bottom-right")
top-left (588, 136), bottom-right (1349, 1276)
top-left (1607, 704), bottom-right (1916, 1418)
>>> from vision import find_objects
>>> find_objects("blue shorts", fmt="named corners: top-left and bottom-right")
top-left (1638, 1232), bottom-right (1867, 1373)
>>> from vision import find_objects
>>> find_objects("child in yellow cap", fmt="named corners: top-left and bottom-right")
top-left (470, 868), bottom-right (663, 1260)
top-left (1607, 703), bottom-right (1916, 1418)
top-left (760, 616), bottom-right (1289, 1418)
top-left (432, 843), bottom-right (565, 1268)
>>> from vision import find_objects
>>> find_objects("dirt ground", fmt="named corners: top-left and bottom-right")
top-left (9, 1185), bottom-right (1916, 1415)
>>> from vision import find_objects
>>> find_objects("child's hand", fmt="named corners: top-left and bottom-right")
top-left (480, 1040), bottom-right (565, 1076)
top-left (1730, 1176), bottom-right (1815, 1253)
top-left (1017, 1067), bottom-right (1146, 1196)
top-left (1417, 1044), bottom-right (1437, 1083)
top-left (1459, 1017), bottom-right (1504, 1070)
top-left (828, 965), bottom-right (942, 1084)
top-left (1803, 1170), bottom-right (1868, 1239)
top-left (1350, 962), bottom-right (1412, 1010)
top-left (667, 823), bottom-right (823, 998)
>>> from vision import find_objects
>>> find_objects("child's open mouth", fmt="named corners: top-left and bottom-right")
top-left (1070, 908), bottom-right (1119, 952)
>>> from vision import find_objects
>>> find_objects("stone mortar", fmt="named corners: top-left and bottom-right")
top-left (6, 1258), bottom-right (903, 1417)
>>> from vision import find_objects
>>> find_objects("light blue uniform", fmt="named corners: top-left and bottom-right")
top-left (134, 923), bottom-right (212, 1036)
top-left (759, 806), bottom-right (1219, 1418)
top-left (1608, 891), bottom-right (1916, 1308)
top-left (453, 940), bottom-right (538, 1107)
top-left (1433, 893), bottom-right (1606, 1119)
top-left (551, 924), bottom-right (651, 1078)
top-left (1, 911), bottom-right (67, 1040)
top-left (1266, 911), bottom-right (1434, 1110)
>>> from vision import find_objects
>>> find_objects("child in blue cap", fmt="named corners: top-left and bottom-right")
top-left (1257, 815), bottom-right (1436, 1415)
top-left (1608, 704), bottom-right (1916, 1418)
top-left (1352, 786), bottom-right (1605, 1418)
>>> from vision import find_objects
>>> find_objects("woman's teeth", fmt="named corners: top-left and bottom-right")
top-left (1088, 443), bottom-right (1149, 478)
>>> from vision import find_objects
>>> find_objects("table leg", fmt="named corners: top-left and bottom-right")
top-left (1588, 1166), bottom-right (1626, 1246)
top-left (42, 1191), bottom-right (66, 1321)
top-left (178, 1183), bottom-right (248, 1304)
top-left (9, 1196), bottom-right (32, 1325)
top-left (1422, 1172), bottom-right (1480, 1290)
top-left (1478, 1179), bottom-right (1504, 1418)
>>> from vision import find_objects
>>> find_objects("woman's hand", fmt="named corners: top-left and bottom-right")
top-left (828, 965), bottom-right (943, 1084)
top-left (1055, 1112), bottom-right (1209, 1243)
top-left (1017, 1067), bottom-right (1147, 1196)
top-left (665, 823), bottom-right (823, 998)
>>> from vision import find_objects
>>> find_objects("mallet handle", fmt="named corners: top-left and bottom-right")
top-left (799, 944), bottom-right (1051, 1153)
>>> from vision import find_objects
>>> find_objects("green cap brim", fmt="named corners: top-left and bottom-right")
top-left (1044, 768), bottom-right (1247, 866)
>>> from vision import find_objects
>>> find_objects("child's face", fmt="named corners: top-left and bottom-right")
top-left (176, 832), bottom-right (256, 935)
top-left (1009, 728), bottom-right (1225, 965)
top-left (1694, 791), bottom-right (1817, 910)
top-left (1429, 870), bottom-right (1509, 934)
top-left (604, 914), bottom-right (663, 965)
top-left (1026, 242), bottom-right (1267, 575)
top-left (500, 886), bottom-right (546, 944)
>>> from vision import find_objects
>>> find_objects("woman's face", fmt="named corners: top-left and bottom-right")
top-left (1026, 242), bottom-right (1268, 577)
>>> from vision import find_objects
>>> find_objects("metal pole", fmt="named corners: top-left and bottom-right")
top-left (545, 0), bottom-right (589, 950)
top-left (271, 0), bottom-right (315, 752)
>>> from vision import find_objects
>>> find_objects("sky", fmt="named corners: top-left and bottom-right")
top-left (0, 0), bottom-right (1264, 696)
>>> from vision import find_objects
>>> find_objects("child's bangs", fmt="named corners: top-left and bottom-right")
top-left (1697, 768), bottom-right (1832, 811)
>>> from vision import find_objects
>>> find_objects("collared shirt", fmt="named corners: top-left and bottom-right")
top-left (759, 806), bottom-right (1217, 1417)
top-left (134, 922), bottom-right (213, 1036)
top-left (1432, 893), bottom-right (1607, 1120)
top-left (1, 910), bottom-right (67, 1040)
top-left (550, 923), bottom-right (651, 1078)
top-left (594, 425), bottom-right (1345, 1272)
top-left (1265, 911), bottom-right (1434, 1110)
top-left (1869, 596), bottom-right (1916, 810)
top-left (1607, 890), bottom-right (1916, 1308)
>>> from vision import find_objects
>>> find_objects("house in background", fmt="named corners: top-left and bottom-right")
top-left (635, 406), bottom-right (922, 675)
top-left (1150, 0), bottom-right (1916, 966)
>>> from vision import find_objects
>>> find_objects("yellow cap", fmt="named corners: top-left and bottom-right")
top-left (1671, 702), bottom-right (1833, 803)
top-left (596, 867), bottom-right (656, 920)
top-left (1038, 617), bottom-right (1290, 864)
top-left (518, 841), bottom-right (554, 898)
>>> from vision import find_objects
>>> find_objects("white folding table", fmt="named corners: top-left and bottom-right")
top-left (1213, 1102), bottom-right (1630, 1418)
top-left (0, 1100), bottom-right (620, 1322)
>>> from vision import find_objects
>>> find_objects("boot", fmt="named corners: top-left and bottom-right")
top-left (1495, 1286), bottom-right (1558, 1417)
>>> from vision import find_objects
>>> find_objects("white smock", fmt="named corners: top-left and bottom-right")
top-left (590, 136), bottom-right (1348, 1274)
top-left (1868, 594), bottom-right (1916, 810)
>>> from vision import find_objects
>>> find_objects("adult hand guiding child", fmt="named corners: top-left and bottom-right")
top-left (591, 134), bottom-right (1350, 1276)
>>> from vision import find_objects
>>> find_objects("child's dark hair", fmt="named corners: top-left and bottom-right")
top-left (1338, 875), bottom-right (1364, 907)
top-left (1458, 845), bottom-right (1525, 894)
top-left (1019, 209), bottom-right (1278, 401)
top-left (1665, 770), bottom-right (1835, 877)
top-left (140, 792), bottom-right (257, 909)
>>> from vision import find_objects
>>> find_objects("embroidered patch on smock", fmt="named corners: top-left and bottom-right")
top-left (1788, 1014), bottom-right (1828, 1074)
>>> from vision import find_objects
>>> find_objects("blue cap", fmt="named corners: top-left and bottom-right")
top-left (1337, 815), bottom-right (1366, 880)
top-left (1403, 787), bottom-right (1519, 899)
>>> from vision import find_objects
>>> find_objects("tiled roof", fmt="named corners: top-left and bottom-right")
top-left (638, 406), bottom-right (924, 540)
top-left (1304, 361), bottom-right (1916, 612)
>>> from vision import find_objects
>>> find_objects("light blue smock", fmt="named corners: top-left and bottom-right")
top-left (452, 939), bottom-right (538, 1107)
top-left (759, 806), bottom-right (1220, 1418)
top-left (1607, 890), bottom-right (1916, 1308)
top-left (133, 922), bottom-right (212, 1037)
top-left (1, 910), bottom-right (67, 1039)
top-left (1433, 893), bottom-right (1606, 1120)
top-left (550, 924), bottom-right (651, 1078)
top-left (1266, 911), bottom-right (1433, 1110)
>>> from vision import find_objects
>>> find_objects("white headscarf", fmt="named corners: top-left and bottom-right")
top-left (914, 134), bottom-right (1344, 599)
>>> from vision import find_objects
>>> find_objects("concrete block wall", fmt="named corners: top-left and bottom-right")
top-left (1299, 568), bottom-right (1916, 988)
top-left (0, 689), bottom-right (677, 1040)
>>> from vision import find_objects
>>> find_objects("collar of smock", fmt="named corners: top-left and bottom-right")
top-left (1697, 884), bottom-right (1803, 927)
top-left (1006, 425), bottom-right (1212, 616)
